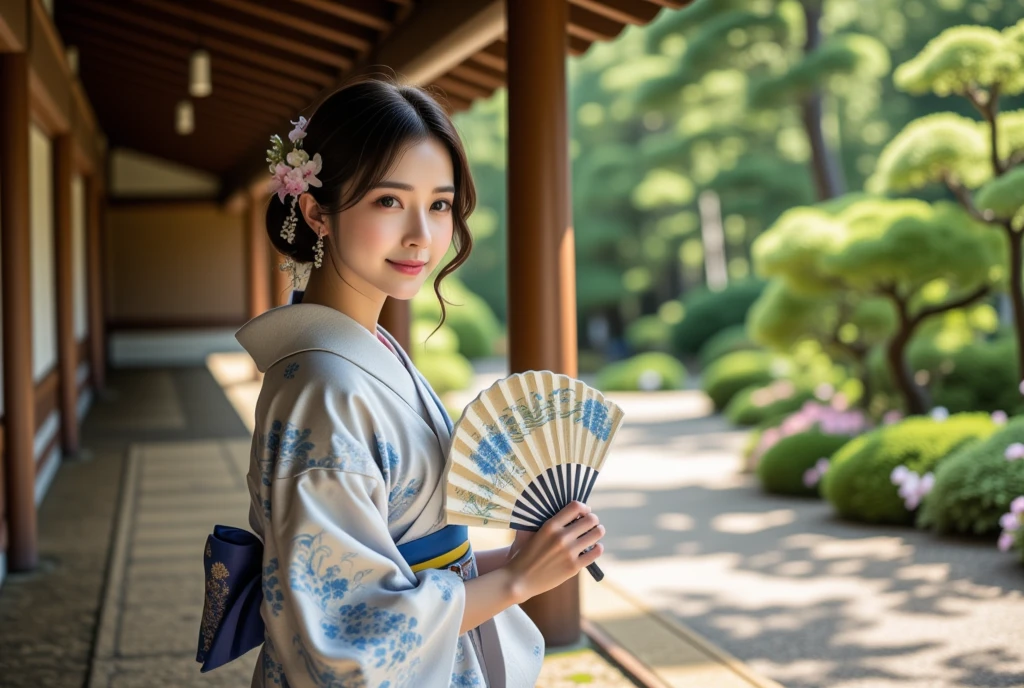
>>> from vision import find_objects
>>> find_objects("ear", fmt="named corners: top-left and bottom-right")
top-left (298, 193), bottom-right (327, 237)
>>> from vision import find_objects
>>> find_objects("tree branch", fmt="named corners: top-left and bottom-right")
top-left (1007, 148), bottom-right (1024, 170)
top-left (910, 283), bottom-right (992, 328)
top-left (942, 172), bottom-right (996, 224)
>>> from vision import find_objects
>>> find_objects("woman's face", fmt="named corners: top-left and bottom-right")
top-left (330, 137), bottom-right (456, 302)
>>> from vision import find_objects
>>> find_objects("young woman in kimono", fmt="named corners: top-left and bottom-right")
top-left (197, 77), bottom-right (606, 688)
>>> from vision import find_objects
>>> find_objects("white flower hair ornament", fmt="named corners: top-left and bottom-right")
top-left (266, 116), bottom-right (325, 276)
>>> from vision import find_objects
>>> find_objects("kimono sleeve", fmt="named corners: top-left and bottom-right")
top-left (264, 458), bottom-right (466, 688)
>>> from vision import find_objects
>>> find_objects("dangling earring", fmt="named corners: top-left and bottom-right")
top-left (314, 231), bottom-right (325, 269)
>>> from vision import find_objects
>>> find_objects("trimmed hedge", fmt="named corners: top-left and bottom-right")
top-left (821, 413), bottom-right (996, 525)
top-left (697, 324), bottom-right (757, 368)
top-left (413, 277), bottom-right (503, 359)
top-left (756, 431), bottom-right (851, 497)
top-left (724, 381), bottom-right (817, 426)
top-left (415, 352), bottom-right (475, 396)
top-left (672, 279), bottom-right (766, 355)
top-left (702, 350), bottom-right (780, 410)
top-left (916, 416), bottom-right (1024, 536)
top-left (595, 352), bottom-right (687, 391)
top-left (625, 315), bottom-right (673, 353)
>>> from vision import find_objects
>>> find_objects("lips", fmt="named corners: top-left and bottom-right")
top-left (388, 260), bottom-right (426, 267)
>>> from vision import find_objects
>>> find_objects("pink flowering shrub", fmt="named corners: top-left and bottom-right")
top-left (748, 398), bottom-right (871, 468)
top-left (997, 497), bottom-right (1024, 562)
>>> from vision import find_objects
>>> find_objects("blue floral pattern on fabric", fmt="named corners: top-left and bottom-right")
top-left (425, 570), bottom-right (454, 602)
top-left (374, 435), bottom-right (401, 479)
top-left (388, 479), bottom-right (422, 523)
top-left (262, 634), bottom-right (288, 686)
top-left (293, 632), bottom-right (373, 688)
top-left (579, 398), bottom-right (613, 441)
top-left (284, 362), bottom-right (301, 379)
top-left (451, 668), bottom-right (484, 687)
top-left (259, 421), bottom-right (376, 486)
top-left (288, 532), bottom-right (422, 684)
top-left (263, 558), bottom-right (284, 617)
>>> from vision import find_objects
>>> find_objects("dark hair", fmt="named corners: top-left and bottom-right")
top-left (266, 75), bottom-right (476, 330)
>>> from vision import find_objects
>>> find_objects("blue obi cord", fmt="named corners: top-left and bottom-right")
top-left (196, 523), bottom-right (470, 672)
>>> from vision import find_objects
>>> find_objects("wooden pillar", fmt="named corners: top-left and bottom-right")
top-left (85, 176), bottom-right (106, 390)
top-left (0, 52), bottom-right (38, 571)
top-left (506, 0), bottom-right (581, 647)
top-left (247, 189), bottom-right (271, 319)
top-left (380, 298), bottom-right (411, 353)
top-left (54, 135), bottom-right (79, 455)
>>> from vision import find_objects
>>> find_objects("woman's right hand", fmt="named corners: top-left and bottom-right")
top-left (503, 501), bottom-right (604, 604)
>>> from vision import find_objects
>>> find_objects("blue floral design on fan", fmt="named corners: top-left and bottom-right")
top-left (579, 399), bottom-right (612, 441)
top-left (471, 429), bottom-right (514, 477)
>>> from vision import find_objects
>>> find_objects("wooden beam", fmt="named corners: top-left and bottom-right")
top-left (568, 34), bottom-right (592, 56)
top-left (60, 14), bottom-right (322, 98)
top-left (208, 0), bottom-right (372, 52)
top-left (506, 0), bottom-right (581, 647)
top-left (569, 0), bottom-right (661, 25)
top-left (448, 63), bottom-right (505, 90)
top-left (568, 4), bottom-right (627, 42)
top-left (131, 0), bottom-right (353, 69)
top-left (289, 0), bottom-right (392, 32)
top-left (69, 0), bottom-right (336, 86)
top-left (433, 75), bottom-right (492, 101)
top-left (246, 188), bottom-right (271, 320)
top-left (0, 51), bottom-right (38, 571)
top-left (54, 134), bottom-right (79, 456)
top-left (467, 41), bottom-right (507, 72)
top-left (85, 175), bottom-right (106, 391)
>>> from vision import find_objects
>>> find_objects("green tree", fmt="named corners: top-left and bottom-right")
top-left (870, 20), bottom-right (1024, 377)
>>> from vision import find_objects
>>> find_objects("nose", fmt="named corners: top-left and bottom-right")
top-left (403, 208), bottom-right (432, 249)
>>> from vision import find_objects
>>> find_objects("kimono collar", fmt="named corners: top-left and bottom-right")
top-left (235, 304), bottom-right (452, 445)
top-left (235, 303), bottom-right (419, 404)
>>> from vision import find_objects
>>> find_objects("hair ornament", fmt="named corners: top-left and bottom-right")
top-left (266, 116), bottom-right (322, 245)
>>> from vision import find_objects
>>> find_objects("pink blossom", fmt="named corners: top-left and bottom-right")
top-left (992, 410), bottom-right (1008, 425)
top-left (883, 410), bottom-right (903, 425)
top-left (1000, 512), bottom-right (1020, 532)
top-left (288, 116), bottom-right (309, 143)
top-left (815, 458), bottom-right (830, 475)
top-left (1005, 443), bottom-right (1024, 461)
top-left (891, 465), bottom-right (911, 485)
top-left (269, 162), bottom-right (292, 202)
top-left (998, 531), bottom-right (1016, 552)
top-left (803, 467), bottom-right (820, 488)
top-left (1011, 496), bottom-right (1024, 515)
top-left (282, 167), bottom-right (307, 197)
top-left (300, 153), bottom-right (322, 189)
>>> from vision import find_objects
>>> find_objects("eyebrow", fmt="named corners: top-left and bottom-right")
top-left (373, 181), bottom-right (456, 194)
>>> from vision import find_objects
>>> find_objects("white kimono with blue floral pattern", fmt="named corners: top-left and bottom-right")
top-left (236, 303), bottom-right (544, 688)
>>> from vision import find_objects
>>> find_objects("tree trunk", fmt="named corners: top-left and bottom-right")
top-left (1007, 228), bottom-right (1024, 380)
top-left (800, 3), bottom-right (846, 200)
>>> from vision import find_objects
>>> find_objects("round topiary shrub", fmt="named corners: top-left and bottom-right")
top-left (916, 416), bottom-right (1024, 536)
top-left (724, 380), bottom-right (817, 426)
top-left (821, 413), bottom-right (996, 525)
top-left (625, 315), bottom-right (672, 353)
top-left (413, 277), bottom-right (502, 359)
top-left (415, 352), bottom-right (475, 396)
top-left (697, 324), bottom-right (757, 368)
top-left (756, 431), bottom-right (852, 497)
top-left (672, 279), bottom-right (767, 355)
top-left (410, 319), bottom-right (460, 356)
top-left (701, 350), bottom-right (782, 410)
top-left (595, 352), bottom-right (687, 391)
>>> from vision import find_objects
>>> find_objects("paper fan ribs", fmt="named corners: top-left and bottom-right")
top-left (445, 371), bottom-right (624, 533)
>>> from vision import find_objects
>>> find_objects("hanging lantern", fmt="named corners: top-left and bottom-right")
top-left (176, 100), bottom-right (195, 135)
top-left (189, 48), bottom-right (212, 98)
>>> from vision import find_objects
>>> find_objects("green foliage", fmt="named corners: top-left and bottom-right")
top-left (757, 431), bottom-right (852, 497)
top-left (625, 315), bottom-right (673, 353)
top-left (930, 337), bottom-right (1024, 415)
top-left (412, 276), bottom-right (502, 359)
top-left (410, 320), bottom-right (459, 356)
top-left (821, 413), bottom-right (996, 525)
top-left (975, 166), bottom-right (1024, 228)
top-left (867, 113), bottom-right (989, 193)
top-left (752, 206), bottom-right (847, 294)
top-left (595, 352), bottom-right (688, 392)
top-left (725, 380), bottom-right (817, 426)
top-left (916, 417), bottom-right (1024, 536)
top-left (702, 349), bottom-right (782, 409)
top-left (672, 279), bottom-right (767, 355)
top-left (414, 352), bottom-right (475, 396)
top-left (697, 324), bottom-right (757, 368)
top-left (894, 24), bottom-right (1024, 97)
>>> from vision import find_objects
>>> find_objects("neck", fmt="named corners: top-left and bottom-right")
top-left (299, 260), bottom-right (385, 335)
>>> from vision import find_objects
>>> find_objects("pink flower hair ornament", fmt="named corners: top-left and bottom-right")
top-left (266, 116), bottom-right (323, 247)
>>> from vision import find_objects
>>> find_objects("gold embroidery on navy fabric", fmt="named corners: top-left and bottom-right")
top-left (200, 561), bottom-right (231, 653)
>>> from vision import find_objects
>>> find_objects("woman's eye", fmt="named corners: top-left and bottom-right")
top-left (377, 195), bottom-right (399, 208)
top-left (433, 200), bottom-right (453, 212)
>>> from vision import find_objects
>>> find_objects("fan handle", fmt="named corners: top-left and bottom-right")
top-left (586, 562), bottom-right (604, 582)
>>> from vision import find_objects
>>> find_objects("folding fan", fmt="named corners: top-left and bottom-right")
top-left (444, 370), bottom-right (625, 582)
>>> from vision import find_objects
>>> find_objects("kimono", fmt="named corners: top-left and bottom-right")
top-left (230, 301), bottom-right (544, 688)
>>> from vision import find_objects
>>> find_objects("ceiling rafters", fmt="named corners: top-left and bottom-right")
top-left (569, 0), bottom-right (660, 25)
top-left (60, 14), bottom-right (321, 99)
top-left (130, 0), bottom-right (353, 69)
top-left (69, 0), bottom-right (337, 86)
top-left (568, 4), bottom-right (628, 42)
top-left (209, 0), bottom-right (373, 52)
top-left (287, 0), bottom-right (393, 31)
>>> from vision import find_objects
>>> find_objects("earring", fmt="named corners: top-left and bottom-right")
top-left (314, 231), bottom-right (324, 269)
